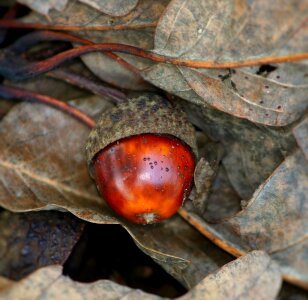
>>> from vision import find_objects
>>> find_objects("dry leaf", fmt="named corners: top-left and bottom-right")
top-left (142, 0), bottom-right (308, 125)
top-left (180, 251), bottom-right (281, 300)
top-left (0, 210), bottom-right (84, 280)
top-left (78, 0), bottom-right (138, 17)
top-left (0, 99), bottom-right (235, 288)
top-left (22, 0), bottom-right (170, 90)
top-left (17, 0), bottom-right (68, 15)
top-left (183, 149), bottom-right (308, 288)
top-left (0, 251), bottom-right (281, 300)
top-left (154, 0), bottom-right (307, 61)
top-left (172, 94), bottom-right (296, 200)
top-left (0, 265), bottom-right (162, 300)
top-left (293, 116), bottom-right (308, 161)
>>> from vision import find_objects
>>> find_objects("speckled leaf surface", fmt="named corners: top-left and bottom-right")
top-left (142, 0), bottom-right (308, 125)
top-left (154, 0), bottom-right (307, 60)
top-left (0, 211), bottom-right (85, 280)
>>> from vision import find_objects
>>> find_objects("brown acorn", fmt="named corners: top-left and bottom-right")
top-left (86, 94), bottom-right (197, 224)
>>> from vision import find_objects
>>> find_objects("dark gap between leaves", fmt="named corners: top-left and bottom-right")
top-left (63, 223), bottom-right (187, 298)
top-left (0, 5), bottom-right (31, 48)
top-left (256, 64), bottom-right (278, 77)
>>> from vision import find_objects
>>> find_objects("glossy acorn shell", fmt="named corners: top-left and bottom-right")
top-left (85, 94), bottom-right (198, 224)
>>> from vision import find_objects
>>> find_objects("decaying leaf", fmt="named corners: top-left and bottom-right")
top-left (293, 115), bottom-right (308, 161)
top-left (0, 210), bottom-right (84, 280)
top-left (177, 94), bottom-right (296, 200)
top-left (0, 265), bottom-right (162, 300)
top-left (180, 251), bottom-right (281, 300)
top-left (154, 0), bottom-right (307, 61)
top-left (0, 251), bottom-right (281, 300)
top-left (182, 149), bottom-right (308, 288)
top-left (17, 0), bottom-right (68, 15)
top-left (22, 0), bottom-right (170, 90)
top-left (78, 0), bottom-right (139, 16)
top-left (142, 0), bottom-right (308, 125)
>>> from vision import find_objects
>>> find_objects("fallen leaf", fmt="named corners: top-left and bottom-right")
top-left (180, 251), bottom-right (281, 300)
top-left (0, 251), bottom-right (281, 300)
top-left (0, 210), bottom-right (85, 280)
top-left (154, 0), bottom-right (307, 61)
top-left (0, 99), bottom-right (235, 288)
top-left (22, 0), bottom-right (170, 90)
top-left (0, 265), bottom-right (162, 300)
top-left (142, 0), bottom-right (308, 125)
top-left (293, 116), bottom-right (308, 161)
top-left (17, 0), bottom-right (67, 15)
top-left (158, 92), bottom-right (296, 199)
top-left (181, 149), bottom-right (308, 288)
top-left (78, 0), bottom-right (138, 17)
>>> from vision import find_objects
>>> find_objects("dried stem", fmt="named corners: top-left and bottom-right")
top-left (6, 30), bottom-right (144, 82)
top-left (49, 68), bottom-right (127, 103)
top-left (1, 42), bottom-right (307, 81)
top-left (0, 85), bottom-right (95, 128)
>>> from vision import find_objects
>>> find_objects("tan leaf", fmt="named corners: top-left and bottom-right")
top-left (154, 0), bottom-right (307, 61)
top-left (0, 265), bottom-right (162, 300)
top-left (0, 100), bottom-right (233, 288)
top-left (17, 0), bottom-right (67, 15)
top-left (22, 0), bottom-right (170, 90)
top-left (293, 116), bottom-right (308, 161)
top-left (142, 0), bottom-right (308, 125)
top-left (0, 251), bottom-right (281, 300)
top-left (181, 149), bottom-right (308, 288)
top-left (78, 0), bottom-right (138, 17)
top-left (180, 251), bottom-right (281, 300)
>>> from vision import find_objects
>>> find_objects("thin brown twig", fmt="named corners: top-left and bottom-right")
top-left (0, 85), bottom-right (96, 128)
top-left (2, 42), bottom-right (307, 81)
top-left (8, 30), bottom-right (144, 82)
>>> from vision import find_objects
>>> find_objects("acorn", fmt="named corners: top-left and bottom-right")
top-left (86, 94), bottom-right (197, 224)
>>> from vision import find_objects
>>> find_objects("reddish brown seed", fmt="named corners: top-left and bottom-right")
top-left (93, 134), bottom-right (195, 224)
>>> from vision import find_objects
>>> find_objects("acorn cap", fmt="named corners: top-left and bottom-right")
top-left (86, 94), bottom-right (198, 177)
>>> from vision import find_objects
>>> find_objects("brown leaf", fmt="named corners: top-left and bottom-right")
top-left (78, 0), bottom-right (138, 17)
top-left (293, 115), bottom-right (308, 161)
top-left (182, 149), bottom-right (308, 288)
top-left (180, 251), bottom-right (281, 300)
top-left (163, 92), bottom-right (296, 199)
top-left (23, 0), bottom-right (170, 90)
top-left (142, 0), bottom-right (308, 125)
top-left (142, 62), bottom-right (307, 126)
top-left (17, 0), bottom-right (68, 15)
top-left (125, 215), bottom-right (233, 288)
top-left (0, 100), bottom-right (234, 288)
top-left (154, 0), bottom-right (307, 61)
top-left (0, 102), bottom-right (104, 213)
top-left (0, 251), bottom-right (281, 300)
top-left (0, 210), bottom-right (84, 280)
top-left (0, 265), bottom-right (163, 300)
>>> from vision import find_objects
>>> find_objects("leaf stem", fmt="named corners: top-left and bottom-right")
top-left (0, 85), bottom-right (96, 128)
top-left (1, 42), bottom-right (307, 81)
